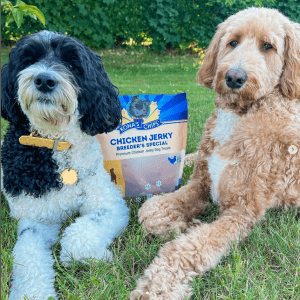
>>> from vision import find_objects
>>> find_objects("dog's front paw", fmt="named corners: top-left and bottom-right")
top-left (60, 238), bottom-right (113, 265)
top-left (139, 194), bottom-right (189, 236)
top-left (60, 218), bottom-right (114, 265)
top-left (130, 284), bottom-right (192, 300)
top-left (130, 266), bottom-right (193, 300)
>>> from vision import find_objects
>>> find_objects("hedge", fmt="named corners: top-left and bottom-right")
top-left (2, 0), bottom-right (300, 51)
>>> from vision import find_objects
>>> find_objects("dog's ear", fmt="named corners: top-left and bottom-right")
top-left (280, 21), bottom-right (300, 100)
top-left (1, 46), bottom-right (28, 124)
top-left (197, 22), bottom-right (227, 89)
top-left (77, 44), bottom-right (121, 136)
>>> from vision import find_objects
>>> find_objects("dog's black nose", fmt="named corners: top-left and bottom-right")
top-left (225, 68), bottom-right (247, 89)
top-left (34, 73), bottom-right (57, 93)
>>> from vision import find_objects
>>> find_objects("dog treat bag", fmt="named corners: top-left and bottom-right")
top-left (97, 93), bottom-right (188, 198)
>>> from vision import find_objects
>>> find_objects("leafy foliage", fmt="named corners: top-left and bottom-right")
top-left (1, 0), bottom-right (45, 29)
top-left (1, 0), bottom-right (300, 51)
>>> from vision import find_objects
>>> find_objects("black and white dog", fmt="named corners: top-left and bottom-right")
top-left (1, 30), bottom-right (129, 300)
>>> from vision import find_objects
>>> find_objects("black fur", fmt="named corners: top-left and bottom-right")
top-left (1, 31), bottom-right (121, 134)
top-left (1, 31), bottom-right (121, 198)
top-left (1, 122), bottom-right (63, 198)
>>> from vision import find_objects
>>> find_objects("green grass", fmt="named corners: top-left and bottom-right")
top-left (1, 46), bottom-right (300, 300)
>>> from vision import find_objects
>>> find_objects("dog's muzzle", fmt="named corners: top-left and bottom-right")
top-left (225, 68), bottom-right (248, 89)
top-left (34, 72), bottom-right (58, 93)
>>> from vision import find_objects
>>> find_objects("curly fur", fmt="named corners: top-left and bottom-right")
top-left (2, 122), bottom-right (63, 198)
top-left (1, 30), bottom-right (121, 134)
top-left (1, 30), bottom-right (129, 300)
top-left (130, 7), bottom-right (300, 300)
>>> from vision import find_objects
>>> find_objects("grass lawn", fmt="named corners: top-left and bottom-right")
top-left (1, 45), bottom-right (300, 300)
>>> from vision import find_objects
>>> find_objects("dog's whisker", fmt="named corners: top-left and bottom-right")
top-left (17, 62), bottom-right (79, 132)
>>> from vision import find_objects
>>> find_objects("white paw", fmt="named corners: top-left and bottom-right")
top-left (60, 228), bottom-right (114, 265)
top-left (60, 243), bottom-right (113, 265)
top-left (59, 208), bottom-right (127, 265)
top-left (9, 291), bottom-right (59, 300)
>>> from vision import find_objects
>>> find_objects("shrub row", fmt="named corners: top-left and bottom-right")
top-left (2, 0), bottom-right (300, 51)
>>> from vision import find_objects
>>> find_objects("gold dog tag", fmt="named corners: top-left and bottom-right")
top-left (61, 169), bottom-right (78, 184)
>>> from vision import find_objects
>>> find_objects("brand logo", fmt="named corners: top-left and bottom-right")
top-left (118, 96), bottom-right (161, 134)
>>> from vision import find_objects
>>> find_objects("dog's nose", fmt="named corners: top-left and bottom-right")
top-left (225, 68), bottom-right (247, 89)
top-left (34, 73), bottom-right (57, 93)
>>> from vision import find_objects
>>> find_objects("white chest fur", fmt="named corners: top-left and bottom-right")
top-left (4, 122), bottom-right (116, 223)
top-left (207, 109), bottom-right (240, 204)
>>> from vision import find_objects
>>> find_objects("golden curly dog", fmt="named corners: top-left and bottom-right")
top-left (130, 7), bottom-right (300, 300)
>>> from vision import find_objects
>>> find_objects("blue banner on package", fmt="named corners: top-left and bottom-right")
top-left (118, 93), bottom-right (188, 134)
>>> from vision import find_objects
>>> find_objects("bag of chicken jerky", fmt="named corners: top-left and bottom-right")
top-left (97, 93), bottom-right (188, 199)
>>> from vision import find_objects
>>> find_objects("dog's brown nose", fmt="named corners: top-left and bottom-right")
top-left (34, 72), bottom-right (57, 93)
top-left (225, 68), bottom-right (247, 89)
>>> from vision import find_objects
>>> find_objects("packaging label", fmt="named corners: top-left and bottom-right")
top-left (97, 93), bottom-right (188, 198)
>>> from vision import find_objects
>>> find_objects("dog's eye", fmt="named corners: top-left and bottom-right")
top-left (229, 41), bottom-right (238, 48)
top-left (68, 64), bottom-right (75, 71)
top-left (66, 63), bottom-right (79, 71)
top-left (263, 44), bottom-right (273, 51)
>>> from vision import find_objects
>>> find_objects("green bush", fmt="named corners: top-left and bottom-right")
top-left (1, 0), bottom-right (45, 29)
top-left (1, 0), bottom-right (300, 51)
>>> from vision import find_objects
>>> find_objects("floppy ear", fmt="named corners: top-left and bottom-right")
top-left (1, 45), bottom-right (28, 124)
top-left (77, 43), bottom-right (121, 136)
top-left (197, 22), bottom-right (227, 89)
top-left (280, 21), bottom-right (300, 100)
